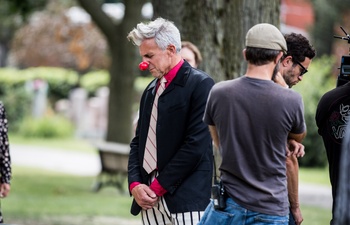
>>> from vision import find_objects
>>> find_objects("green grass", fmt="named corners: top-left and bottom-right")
top-left (3, 166), bottom-right (139, 225)
top-left (299, 166), bottom-right (331, 186)
top-left (6, 136), bottom-right (332, 224)
top-left (4, 166), bottom-right (331, 225)
top-left (9, 133), bottom-right (96, 154)
top-left (299, 167), bottom-right (332, 224)
top-left (300, 205), bottom-right (331, 225)
top-left (4, 166), bottom-right (332, 225)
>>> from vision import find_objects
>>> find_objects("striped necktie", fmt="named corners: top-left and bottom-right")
top-left (143, 77), bottom-right (167, 174)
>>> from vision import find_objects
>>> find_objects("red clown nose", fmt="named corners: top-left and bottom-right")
top-left (139, 61), bottom-right (149, 71)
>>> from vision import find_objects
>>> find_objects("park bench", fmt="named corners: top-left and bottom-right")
top-left (91, 141), bottom-right (130, 193)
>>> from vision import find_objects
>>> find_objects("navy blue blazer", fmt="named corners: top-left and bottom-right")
top-left (128, 61), bottom-right (214, 215)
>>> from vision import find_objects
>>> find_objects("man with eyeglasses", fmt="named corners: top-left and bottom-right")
top-left (274, 33), bottom-right (316, 225)
top-left (275, 33), bottom-right (315, 88)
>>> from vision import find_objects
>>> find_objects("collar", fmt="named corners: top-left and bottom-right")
top-left (163, 59), bottom-right (184, 87)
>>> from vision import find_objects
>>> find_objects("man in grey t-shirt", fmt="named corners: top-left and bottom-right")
top-left (198, 23), bottom-right (306, 225)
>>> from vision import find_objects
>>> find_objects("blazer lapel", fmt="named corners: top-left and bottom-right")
top-left (163, 62), bottom-right (191, 95)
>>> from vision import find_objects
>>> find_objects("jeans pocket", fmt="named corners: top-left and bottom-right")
top-left (199, 207), bottom-right (234, 225)
top-left (254, 214), bottom-right (289, 225)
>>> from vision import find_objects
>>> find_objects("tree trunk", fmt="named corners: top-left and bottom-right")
top-left (77, 0), bottom-right (145, 144)
top-left (239, 0), bottom-right (280, 78)
top-left (153, 0), bottom-right (280, 173)
top-left (153, 0), bottom-right (280, 81)
top-left (152, 0), bottom-right (184, 31)
top-left (106, 1), bottom-right (144, 144)
top-left (0, 42), bottom-right (9, 67)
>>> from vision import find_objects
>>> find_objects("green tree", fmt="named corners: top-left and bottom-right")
top-left (0, 0), bottom-right (77, 67)
top-left (293, 56), bottom-right (336, 167)
top-left (77, 0), bottom-right (146, 143)
top-left (10, 4), bottom-right (109, 73)
top-left (2, 0), bottom-right (145, 144)
top-left (310, 0), bottom-right (350, 56)
top-left (0, 0), bottom-right (46, 67)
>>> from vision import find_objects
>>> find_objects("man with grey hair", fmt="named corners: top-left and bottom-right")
top-left (127, 17), bottom-right (215, 225)
top-left (199, 23), bottom-right (306, 225)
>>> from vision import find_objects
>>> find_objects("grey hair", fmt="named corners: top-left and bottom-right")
top-left (127, 17), bottom-right (181, 52)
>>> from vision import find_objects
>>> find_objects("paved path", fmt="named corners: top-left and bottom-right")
top-left (11, 144), bottom-right (333, 209)
top-left (299, 183), bottom-right (332, 209)
top-left (11, 144), bottom-right (101, 176)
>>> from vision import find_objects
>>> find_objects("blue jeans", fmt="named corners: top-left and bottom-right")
top-left (198, 198), bottom-right (289, 225)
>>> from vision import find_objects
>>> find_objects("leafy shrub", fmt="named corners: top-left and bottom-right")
top-left (22, 67), bottom-right (79, 101)
top-left (18, 115), bottom-right (74, 138)
top-left (1, 87), bottom-right (31, 132)
top-left (0, 67), bottom-right (149, 135)
top-left (0, 67), bottom-right (79, 102)
top-left (0, 67), bottom-right (79, 130)
top-left (80, 70), bottom-right (109, 96)
top-left (79, 70), bottom-right (153, 96)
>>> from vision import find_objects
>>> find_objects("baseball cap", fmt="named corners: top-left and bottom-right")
top-left (245, 23), bottom-right (287, 53)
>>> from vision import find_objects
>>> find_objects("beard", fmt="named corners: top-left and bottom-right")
top-left (282, 68), bottom-right (296, 88)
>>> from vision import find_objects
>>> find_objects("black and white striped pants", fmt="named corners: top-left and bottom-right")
top-left (141, 196), bottom-right (204, 225)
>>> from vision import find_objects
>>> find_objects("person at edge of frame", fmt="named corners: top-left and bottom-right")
top-left (315, 70), bottom-right (350, 225)
top-left (0, 102), bottom-right (12, 224)
top-left (333, 118), bottom-right (350, 225)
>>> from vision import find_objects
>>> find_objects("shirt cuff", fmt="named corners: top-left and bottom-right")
top-left (150, 178), bottom-right (167, 196)
top-left (130, 182), bottom-right (141, 193)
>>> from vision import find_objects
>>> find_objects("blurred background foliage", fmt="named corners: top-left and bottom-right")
top-left (293, 56), bottom-right (336, 167)
top-left (0, 0), bottom-right (346, 224)
top-left (18, 115), bottom-right (74, 138)
top-left (0, 55), bottom-right (339, 167)
top-left (0, 0), bottom-right (349, 167)
top-left (0, 66), bottom-right (152, 138)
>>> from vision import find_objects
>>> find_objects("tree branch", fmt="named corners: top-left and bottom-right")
top-left (76, 0), bottom-right (116, 41)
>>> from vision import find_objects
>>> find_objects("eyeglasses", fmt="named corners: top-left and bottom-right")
top-left (296, 61), bottom-right (308, 76)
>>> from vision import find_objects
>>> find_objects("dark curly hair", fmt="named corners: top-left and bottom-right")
top-left (283, 33), bottom-right (316, 64)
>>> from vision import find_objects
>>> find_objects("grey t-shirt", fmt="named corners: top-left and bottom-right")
top-left (204, 76), bottom-right (305, 216)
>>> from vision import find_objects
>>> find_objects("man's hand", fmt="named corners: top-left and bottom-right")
top-left (273, 71), bottom-right (289, 88)
top-left (286, 139), bottom-right (304, 225)
top-left (131, 184), bottom-right (159, 210)
top-left (0, 183), bottom-right (10, 198)
top-left (287, 139), bottom-right (305, 158)
top-left (290, 205), bottom-right (304, 225)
